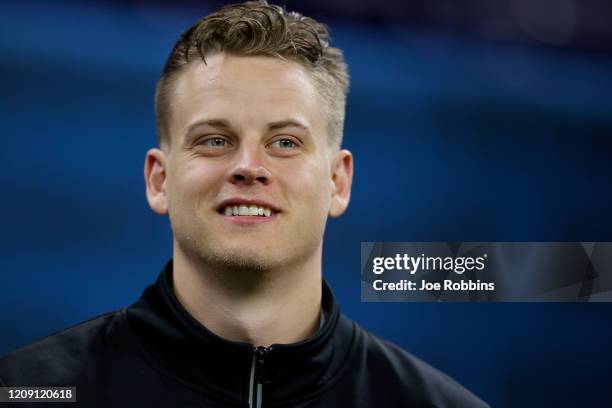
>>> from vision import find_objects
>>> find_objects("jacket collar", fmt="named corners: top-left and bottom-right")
top-left (126, 260), bottom-right (354, 405)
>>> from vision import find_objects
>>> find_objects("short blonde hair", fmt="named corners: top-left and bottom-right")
top-left (155, 0), bottom-right (349, 149)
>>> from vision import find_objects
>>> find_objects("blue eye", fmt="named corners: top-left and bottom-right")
top-left (271, 139), bottom-right (296, 149)
top-left (202, 137), bottom-right (228, 148)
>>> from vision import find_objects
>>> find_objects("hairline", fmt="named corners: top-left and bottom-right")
top-left (155, 52), bottom-right (344, 152)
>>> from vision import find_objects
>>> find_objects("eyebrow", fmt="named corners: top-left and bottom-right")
top-left (185, 118), bottom-right (233, 135)
top-left (267, 119), bottom-right (310, 132)
top-left (185, 118), bottom-right (311, 136)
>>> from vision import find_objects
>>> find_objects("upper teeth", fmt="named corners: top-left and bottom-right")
top-left (223, 205), bottom-right (273, 217)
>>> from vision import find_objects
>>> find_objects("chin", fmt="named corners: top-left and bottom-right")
top-left (200, 245), bottom-right (282, 273)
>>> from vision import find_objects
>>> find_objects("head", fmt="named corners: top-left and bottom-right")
top-left (144, 1), bottom-right (353, 274)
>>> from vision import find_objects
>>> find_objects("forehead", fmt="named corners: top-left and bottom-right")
top-left (169, 53), bottom-right (325, 141)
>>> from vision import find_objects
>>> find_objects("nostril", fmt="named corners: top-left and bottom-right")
top-left (230, 166), bottom-right (271, 184)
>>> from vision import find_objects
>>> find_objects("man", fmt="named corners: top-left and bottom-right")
top-left (0, 1), bottom-right (489, 407)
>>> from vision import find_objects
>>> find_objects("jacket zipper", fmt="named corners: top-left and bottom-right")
top-left (248, 345), bottom-right (273, 408)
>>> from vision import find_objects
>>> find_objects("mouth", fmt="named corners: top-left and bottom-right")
top-left (216, 200), bottom-right (281, 219)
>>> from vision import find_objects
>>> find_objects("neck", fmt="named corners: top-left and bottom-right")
top-left (172, 244), bottom-right (323, 347)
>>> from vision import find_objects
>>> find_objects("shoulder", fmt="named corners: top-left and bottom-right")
top-left (353, 323), bottom-right (490, 408)
top-left (0, 310), bottom-right (126, 386)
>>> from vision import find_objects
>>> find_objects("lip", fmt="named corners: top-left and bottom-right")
top-left (216, 198), bottom-right (281, 225)
top-left (216, 198), bottom-right (281, 214)
top-left (219, 212), bottom-right (280, 224)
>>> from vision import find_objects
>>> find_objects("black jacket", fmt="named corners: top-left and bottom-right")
top-left (0, 262), bottom-right (489, 407)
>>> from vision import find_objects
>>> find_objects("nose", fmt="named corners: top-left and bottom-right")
top-left (229, 143), bottom-right (272, 186)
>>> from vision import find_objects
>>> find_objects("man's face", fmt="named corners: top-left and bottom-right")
top-left (145, 53), bottom-right (352, 272)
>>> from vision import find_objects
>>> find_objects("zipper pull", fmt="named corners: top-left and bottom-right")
top-left (254, 345), bottom-right (273, 384)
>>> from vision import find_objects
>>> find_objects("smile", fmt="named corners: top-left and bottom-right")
top-left (221, 204), bottom-right (276, 217)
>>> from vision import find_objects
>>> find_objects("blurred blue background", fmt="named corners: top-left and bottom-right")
top-left (1, 0), bottom-right (612, 406)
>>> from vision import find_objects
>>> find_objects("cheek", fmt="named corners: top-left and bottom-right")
top-left (282, 161), bottom-right (332, 213)
top-left (168, 160), bottom-right (224, 211)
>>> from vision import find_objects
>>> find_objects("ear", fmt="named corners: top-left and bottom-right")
top-left (329, 149), bottom-right (353, 218)
top-left (144, 148), bottom-right (169, 215)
